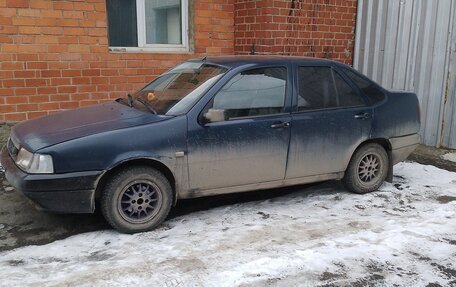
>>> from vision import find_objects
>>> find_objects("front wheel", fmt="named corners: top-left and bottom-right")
top-left (343, 143), bottom-right (389, 194)
top-left (101, 166), bottom-right (173, 233)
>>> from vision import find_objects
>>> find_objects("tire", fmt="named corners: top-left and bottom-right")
top-left (101, 166), bottom-right (173, 233)
top-left (343, 143), bottom-right (389, 194)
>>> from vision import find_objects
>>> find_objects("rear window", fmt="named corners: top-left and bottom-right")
top-left (297, 66), bottom-right (364, 111)
top-left (343, 68), bottom-right (386, 105)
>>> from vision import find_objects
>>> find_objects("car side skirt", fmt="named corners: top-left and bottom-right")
top-left (179, 172), bottom-right (344, 199)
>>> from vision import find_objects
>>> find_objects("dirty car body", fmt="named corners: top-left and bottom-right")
top-left (1, 56), bottom-right (421, 233)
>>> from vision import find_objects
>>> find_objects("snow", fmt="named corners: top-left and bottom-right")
top-left (0, 162), bottom-right (455, 286)
top-left (442, 152), bottom-right (456, 163)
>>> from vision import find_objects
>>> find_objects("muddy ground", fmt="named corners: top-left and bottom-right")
top-left (0, 170), bottom-right (311, 252)
top-left (0, 171), bottom-right (108, 251)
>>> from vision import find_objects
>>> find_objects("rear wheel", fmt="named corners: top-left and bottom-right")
top-left (101, 166), bottom-right (172, 233)
top-left (343, 143), bottom-right (388, 194)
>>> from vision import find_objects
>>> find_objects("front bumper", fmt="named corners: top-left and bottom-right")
top-left (390, 133), bottom-right (420, 164)
top-left (1, 146), bottom-right (102, 213)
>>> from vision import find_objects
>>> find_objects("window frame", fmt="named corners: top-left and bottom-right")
top-left (200, 65), bottom-right (291, 124)
top-left (108, 0), bottom-right (189, 53)
top-left (340, 67), bottom-right (388, 107)
top-left (292, 64), bottom-right (368, 113)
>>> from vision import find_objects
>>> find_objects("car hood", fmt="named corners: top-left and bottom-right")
top-left (11, 102), bottom-right (170, 151)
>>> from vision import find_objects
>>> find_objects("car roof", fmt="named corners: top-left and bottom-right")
top-left (194, 55), bottom-right (344, 68)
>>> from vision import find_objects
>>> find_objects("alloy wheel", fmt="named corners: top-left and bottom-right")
top-left (358, 154), bottom-right (380, 183)
top-left (117, 181), bottom-right (162, 224)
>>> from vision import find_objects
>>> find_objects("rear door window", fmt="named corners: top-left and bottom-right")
top-left (343, 68), bottom-right (386, 105)
top-left (297, 66), bottom-right (364, 111)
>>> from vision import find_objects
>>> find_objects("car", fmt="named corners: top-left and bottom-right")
top-left (1, 56), bottom-right (421, 233)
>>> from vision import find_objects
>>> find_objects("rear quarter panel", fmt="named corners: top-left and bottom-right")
top-left (371, 91), bottom-right (420, 139)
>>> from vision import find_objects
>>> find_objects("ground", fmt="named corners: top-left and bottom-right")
top-left (409, 145), bottom-right (456, 173)
top-left (0, 162), bottom-right (455, 286)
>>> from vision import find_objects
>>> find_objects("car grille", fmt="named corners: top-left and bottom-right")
top-left (7, 138), bottom-right (19, 160)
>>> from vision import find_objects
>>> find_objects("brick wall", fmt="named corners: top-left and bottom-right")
top-left (234, 0), bottom-right (357, 64)
top-left (0, 0), bottom-right (235, 122)
top-left (0, 0), bottom-right (357, 123)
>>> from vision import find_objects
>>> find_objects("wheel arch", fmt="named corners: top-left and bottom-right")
top-left (351, 138), bottom-right (393, 182)
top-left (361, 138), bottom-right (392, 151)
top-left (95, 158), bottom-right (176, 204)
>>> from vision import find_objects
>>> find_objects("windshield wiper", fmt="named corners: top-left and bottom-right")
top-left (115, 94), bottom-right (134, 107)
top-left (127, 94), bottom-right (133, 107)
top-left (135, 97), bottom-right (158, 114)
top-left (115, 97), bottom-right (131, 107)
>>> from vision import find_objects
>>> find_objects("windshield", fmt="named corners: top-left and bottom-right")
top-left (123, 62), bottom-right (227, 115)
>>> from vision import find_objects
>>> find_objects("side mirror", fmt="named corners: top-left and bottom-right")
top-left (203, 108), bottom-right (225, 123)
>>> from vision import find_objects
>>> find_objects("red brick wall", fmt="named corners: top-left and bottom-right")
top-left (0, 0), bottom-right (357, 123)
top-left (234, 0), bottom-right (357, 64)
top-left (0, 0), bottom-right (235, 122)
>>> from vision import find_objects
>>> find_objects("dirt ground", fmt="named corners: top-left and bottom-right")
top-left (0, 170), bottom-right (310, 252)
top-left (409, 145), bottom-right (456, 173)
top-left (0, 171), bottom-right (108, 251)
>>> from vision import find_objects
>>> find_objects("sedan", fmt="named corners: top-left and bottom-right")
top-left (1, 56), bottom-right (421, 233)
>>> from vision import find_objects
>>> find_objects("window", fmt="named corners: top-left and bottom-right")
top-left (333, 72), bottom-right (365, 107)
top-left (129, 62), bottom-right (227, 115)
top-left (106, 0), bottom-right (188, 52)
top-left (209, 67), bottom-right (287, 120)
top-left (343, 68), bottom-right (386, 105)
top-left (297, 67), bottom-right (364, 111)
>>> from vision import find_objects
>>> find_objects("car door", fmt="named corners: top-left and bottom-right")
top-left (285, 65), bottom-right (373, 179)
top-left (187, 66), bottom-right (292, 191)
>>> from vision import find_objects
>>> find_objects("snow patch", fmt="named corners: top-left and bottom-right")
top-left (442, 152), bottom-right (456, 162)
top-left (0, 162), bottom-right (455, 287)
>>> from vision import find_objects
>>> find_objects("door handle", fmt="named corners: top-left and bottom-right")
top-left (270, 121), bottom-right (290, 129)
top-left (354, 112), bottom-right (371, 119)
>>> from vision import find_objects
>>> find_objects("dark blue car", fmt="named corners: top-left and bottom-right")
top-left (1, 56), bottom-right (420, 233)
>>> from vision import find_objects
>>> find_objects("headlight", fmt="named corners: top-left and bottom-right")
top-left (15, 148), bottom-right (54, 174)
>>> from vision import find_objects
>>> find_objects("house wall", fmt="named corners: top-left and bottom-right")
top-left (234, 0), bottom-right (357, 65)
top-left (0, 0), bottom-right (357, 123)
top-left (0, 0), bottom-right (235, 122)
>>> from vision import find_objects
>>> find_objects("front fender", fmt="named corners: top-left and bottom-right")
top-left (96, 154), bottom-right (188, 206)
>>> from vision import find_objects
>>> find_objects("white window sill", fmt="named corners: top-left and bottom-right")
top-left (109, 46), bottom-right (190, 54)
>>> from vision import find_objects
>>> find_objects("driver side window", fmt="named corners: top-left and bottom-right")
top-left (206, 67), bottom-right (287, 121)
